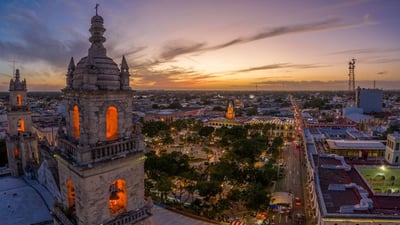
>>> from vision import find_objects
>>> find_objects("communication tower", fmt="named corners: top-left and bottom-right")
top-left (348, 58), bottom-right (356, 92)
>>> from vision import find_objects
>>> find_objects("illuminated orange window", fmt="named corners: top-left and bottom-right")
top-left (17, 95), bottom-right (22, 106)
top-left (73, 105), bottom-right (80, 139)
top-left (66, 179), bottom-right (76, 212)
top-left (17, 119), bottom-right (25, 132)
top-left (14, 148), bottom-right (19, 159)
top-left (106, 106), bottom-right (118, 140)
top-left (109, 179), bottom-right (127, 216)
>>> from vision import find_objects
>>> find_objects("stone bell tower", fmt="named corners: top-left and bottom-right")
top-left (6, 69), bottom-right (39, 177)
top-left (53, 6), bottom-right (151, 225)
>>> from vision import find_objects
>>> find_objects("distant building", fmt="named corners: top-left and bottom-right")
top-left (32, 114), bottom-right (62, 146)
top-left (225, 99), bottom-right (235, 120)
top-left (245, 116), bottom-right (295, 139)
top-left (302, 127), bottom-right (400, 225)
top-left (385, 132), bottom-right (400, 165)
top-left (6, 69), bottom-right (39, 177)
top-left (326, 139), bottom-right (385, 160)
top-left (356, 87), bottom-right (383, 113)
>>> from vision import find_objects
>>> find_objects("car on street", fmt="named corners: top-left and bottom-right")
top-left (295, 197), bottom-right (301, 206)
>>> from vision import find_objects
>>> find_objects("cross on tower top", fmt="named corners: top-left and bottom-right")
top-left (95, 3), bottom-right (99, 16)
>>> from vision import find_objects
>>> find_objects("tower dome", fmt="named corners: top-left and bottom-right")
top-left (68, 7), bottom-right (130, 91)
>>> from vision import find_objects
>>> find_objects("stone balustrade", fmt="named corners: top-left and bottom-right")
top-left (103, 207), bottom-right (151, 225)
top-left (58, 137), bottom-right (140, 165)
top-left (90, 138), bottom-right (138, 163)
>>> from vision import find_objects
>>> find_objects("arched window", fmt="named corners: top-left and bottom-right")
top-left (17, 94), bottom-right (22, 106)
top-left (17, 119), bottom-right (25, 132)
top-left (109, 179), bottom-right (127, 216)
top-left (106, 106), bottom-right (118, 140)
top-left (66, 179), bottom-right (76, 212)
top-left (73, 105), bottom-right (80, 139)
top-left (14, 147), bottom-right (19, 159)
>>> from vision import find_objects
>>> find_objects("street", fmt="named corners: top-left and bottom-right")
top-left (272, 141), bottom-right (306, 225)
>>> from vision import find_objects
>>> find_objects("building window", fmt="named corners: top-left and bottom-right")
top-left (396, 156), bottom-right (399, 163)
top-left (66, 179), bottom-right (76, 212)
top-left (106, 106), bottom-right (118, 140)
top-left (396, 143), bottom-right (400, 151)
top-left (13, 148), bottom-right (19, 159)
top-left (17, 94), bottom-right (22, 106)
top-left (17, 119), bottom-right (25, 132)
top-left (109, 179), bottom-right (127, 216)
top-left (73, 105), bottom-right (80, 139)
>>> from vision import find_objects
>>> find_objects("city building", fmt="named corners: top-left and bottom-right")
top-left (6, 69), bottom-right (39, 177)
top-left (245, 116), bottom-right (295, 139)
top-left (385, 132), bottom-right (400, 165)
top-left (52, 9), bottom-right (151, 225)
top-left (206, 99), bottom-right (244, 128)
top-left (32, 114), bottom-right (62, 146)
top-left (302, 128), bottom-right (400, 225)
top-left (325, 139), bottom-right (386, 160)
top-left (356, 87), bottom-right (383, 113)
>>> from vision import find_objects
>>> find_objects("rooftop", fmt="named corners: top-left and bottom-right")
top-left (314, 154), bottom-right (400, 217)
top-left (326, 139), bottom-right (386, 150)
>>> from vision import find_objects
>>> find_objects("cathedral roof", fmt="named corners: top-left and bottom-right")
top-left (9, 69), bottom-right (26, 91)
top-left (68, 6), bottom-right (130, 91)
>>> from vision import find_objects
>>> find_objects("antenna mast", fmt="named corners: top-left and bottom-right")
top-left (348, 58), bottom-right (356, 92)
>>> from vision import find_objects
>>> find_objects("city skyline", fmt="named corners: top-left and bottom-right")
top-left (0, 0), bottom-right (399, 91)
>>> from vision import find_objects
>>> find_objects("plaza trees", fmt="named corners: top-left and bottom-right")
top-left (242, 183), bottom-right (269, 210)
top-left (170, 119), bottom-right (188, 131)
top-left (198, 126), bottom-right (215, 138)
top-left (228, 135), bottom-right (268, 164)
top-left (144, 118), bottom-right (283, 219)
top-left (142, 121), bottom-right (170, 137)
top-left (144, 151), bottom-right (199, 203)
top-left (214, 125), bottom-right (247, 147)
top-left (269, 136), bottom-right (284, 159)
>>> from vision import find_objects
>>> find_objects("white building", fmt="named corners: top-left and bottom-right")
top-left (385, 132), bottom-right (400, 165)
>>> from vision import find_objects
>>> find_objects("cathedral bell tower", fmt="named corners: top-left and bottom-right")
top-left (53, 6), bottom-right (151, 225)
top-left (6, 69), bottom-right (39, 177)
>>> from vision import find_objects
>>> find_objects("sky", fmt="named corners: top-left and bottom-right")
top-left (0, 0), bottom-right (399, 91)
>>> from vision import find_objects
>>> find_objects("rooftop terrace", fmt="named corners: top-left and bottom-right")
top-left (313, 154), bottom-right (400, 217)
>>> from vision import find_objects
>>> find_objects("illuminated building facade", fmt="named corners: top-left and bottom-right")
top-left (6, 69), bottom-right (39, 177)
top-left (53, 8), bottom-right (151, 225)
top-left (225, 99), bottom-right (235, 120)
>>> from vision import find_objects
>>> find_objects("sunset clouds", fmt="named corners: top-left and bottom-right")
top-left (0, 0), bottom-right (399, 91)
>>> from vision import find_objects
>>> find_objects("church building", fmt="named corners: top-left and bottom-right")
top-left (52, 7), bottom-right (152, 225)
top-left (6, 69), bottom-right (39, 177)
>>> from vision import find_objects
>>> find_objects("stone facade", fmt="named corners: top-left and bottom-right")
top-left (53, 7), bottom-right (151, 225)
top-left (6, 69), bottom-right (39, 177)
top-left (56, 152), bottom-right (146, 225)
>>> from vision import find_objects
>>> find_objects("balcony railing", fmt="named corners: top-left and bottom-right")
top-left (90, 138), bottom-right (138, 163)
top-left (103, 207), bottom-right (152, 225)
top-left (58, 137), bottom-right (142, 165)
